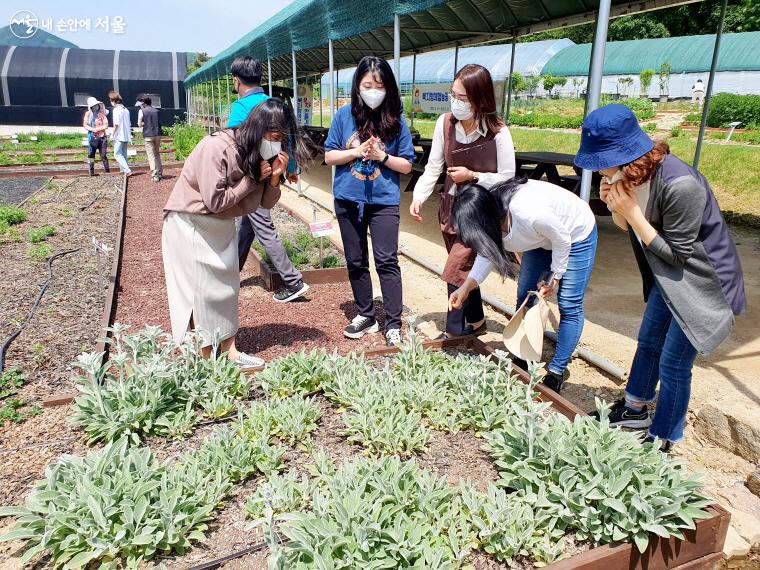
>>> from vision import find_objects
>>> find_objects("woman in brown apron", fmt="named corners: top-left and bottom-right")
top-left (410, 64), bottom-right (516, 337)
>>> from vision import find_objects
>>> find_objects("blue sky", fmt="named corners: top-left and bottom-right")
top-left (5, 0), bottom-right (295, 54)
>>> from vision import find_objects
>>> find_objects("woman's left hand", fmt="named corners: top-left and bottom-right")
top-left (366, 137), bottom-right (386, 162)
top-left (538, 278), bottom-right (560, 298)
top-left (447, 166), bottom-right (474, 184)
top-left (271, 152), bottom-right (289, 180)
top-left (607, 184), bottom-right (640, 220)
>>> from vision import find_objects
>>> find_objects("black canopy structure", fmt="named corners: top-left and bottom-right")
top-left (187, 0), bottom-right (729, 197)
top-left (0, 46), bottom-right (188, 127)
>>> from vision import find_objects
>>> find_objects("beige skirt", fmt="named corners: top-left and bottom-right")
top-left (162, 211), bottom-right (239, 346)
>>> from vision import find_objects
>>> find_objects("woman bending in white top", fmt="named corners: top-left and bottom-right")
top-left (449, 176), bottom-right (598, 392)
top-left (410, 64), bottom-right (515, 337)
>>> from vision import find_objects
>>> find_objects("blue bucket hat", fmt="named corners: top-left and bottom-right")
top-left (574, 104), bottom-right (654, 171)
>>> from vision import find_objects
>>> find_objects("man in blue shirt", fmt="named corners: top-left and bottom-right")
top-left (228, 57), bottom-right (310, 303)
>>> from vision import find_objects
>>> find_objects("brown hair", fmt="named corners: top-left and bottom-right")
top-left (108, 90), bottom-right (122, 104)
top-left (621, 141), bottom-right (670, 190)
top-left (452, 63), bottom-right (504, 135)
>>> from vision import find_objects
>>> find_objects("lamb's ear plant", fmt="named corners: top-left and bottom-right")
top-left (255, 349), bottom-right (333, 397)
top-left (483, 397), bottom-right (713, 553)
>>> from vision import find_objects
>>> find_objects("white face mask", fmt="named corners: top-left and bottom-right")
top-left (605, 169), bottom-right (624, 185)
top-left (359, 88), bottom-right (386, 110)
top-left (450, 97), bottom-right (474, 120)
top-left (259, 138), bottom-right (282, 161)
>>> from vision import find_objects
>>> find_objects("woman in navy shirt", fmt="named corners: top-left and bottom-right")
top-left (325, 56), bottom-right (415, 346)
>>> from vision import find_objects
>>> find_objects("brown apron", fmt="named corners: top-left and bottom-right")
top-left (438, 114), bottom-right (498, 286)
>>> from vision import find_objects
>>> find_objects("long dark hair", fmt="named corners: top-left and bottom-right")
top-left (452, 175), bottom-right (528, 279)
top-left (453, 64), bottom-right (503, 135)
top-left (230, 98), bottom-right (318, 183)
top-left (350, 56), bottom-right (402, 142)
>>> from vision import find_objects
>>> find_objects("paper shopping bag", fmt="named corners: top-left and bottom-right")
top-left (503, 291), bottom-right (548, 362)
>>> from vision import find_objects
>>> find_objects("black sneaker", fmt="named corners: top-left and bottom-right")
top-left (511, 356), bottom-right (529, 372)
top-left (642, 435), bottom-right (672, 453)
top-left (273, 279), bottom-right (310, 303)
top-left (344, 315), bottom-right (379, 339)
top-left (590, 398), bottom-right (652, 429)
top-left (542, 371), bottom-right (564, 393)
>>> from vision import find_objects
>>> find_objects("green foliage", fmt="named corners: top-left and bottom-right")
top-left (26, 225), bottom-right (56, 243)
top-left (27, 244), bottom-right (51, 262)
top-left (282, 237), bottom-right (310, 268)
top-left (0, 367), bottom-right (25, 399)
top-left (0, 368), bottom-right (41, 425)
top-left (684, 112), bottom-right (702, 125)
top-left (602, 96), bottom-right (656, 120)
top-left (644, 122), bottom-right (658, 133)
top-left (0, 205), bottom-right (26, 227)
top-left (658, 63), bottom-right (672, 96)
top-left (509, 71), bottom-right (527, 95)
top-left (707, 93), bottom-right (760, 128)
top-left (68, 325), bottom-right (251, 445)
top-left (166, 121), bottom-right (207, 160)
top-left (244, 468), bottom-right (312, 521)
top-left (511, 113), bottom-right (583, 129)
top-left (670, 126), bottom-right (683, 138)
top-left (256, 349), bottom-right (334, 397)
top-left (525, 75), bottom-right (541, 98)
top-left (541, 74), bottom-right (567, 97)
top-left (483, 398), bottom-right (713, 553)
top-left (321, 254), bottom-right (341, 268)
top-left (639, 69), bottom-right (655, 96)
top-left (234, 396), bottom-right (322, 446)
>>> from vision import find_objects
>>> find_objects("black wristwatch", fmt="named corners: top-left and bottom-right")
top-left (381, 153), bottom-right (390, 164)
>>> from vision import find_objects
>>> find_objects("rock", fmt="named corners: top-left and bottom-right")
top-left (694, 404), bottom-right (760, 463)
top-left (723, 525), bottom-right (750, 560)
top-left (748, 470), bottom-right (760, 499)
top-left (724, 506), bottom-right (760, 547)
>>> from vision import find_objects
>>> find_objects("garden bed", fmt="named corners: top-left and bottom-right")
top-left (0, 174), bottom-right (122, 506)
top-left (248, 205), bottom-right (347, 291)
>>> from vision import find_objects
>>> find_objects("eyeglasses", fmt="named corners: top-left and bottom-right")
top-left (449, 91), bottom-right (469, 103)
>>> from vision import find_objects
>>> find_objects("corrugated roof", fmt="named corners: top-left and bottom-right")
top-left (185, 0), bottom-right (694, 86)
top-left (319, 39), bottom-right (572, 89)
top-left (542, 31), bottom-right (760, 76)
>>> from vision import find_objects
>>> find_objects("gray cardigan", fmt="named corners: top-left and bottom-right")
top-left (631, 154), bottom-right (746, 355)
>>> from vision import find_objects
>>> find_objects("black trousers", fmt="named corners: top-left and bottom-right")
top-left (334, 199), bottom-right (402, 330)
top-left (446, 283), bottom-right (485, 335)
top-left (87, 137), bottom-right (110, 173)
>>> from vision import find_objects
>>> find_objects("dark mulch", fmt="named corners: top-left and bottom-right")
top-left (0, 176), bottom-right (48, 206)
top-left (116, 172), bottom-right (391, 360)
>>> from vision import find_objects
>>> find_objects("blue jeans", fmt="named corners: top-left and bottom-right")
top-left (113, 141), bottom-right (131, 173)
top-left (517, 227), bottom-right (597, 375)
top-left (625, 283), bottom-right (697, 443)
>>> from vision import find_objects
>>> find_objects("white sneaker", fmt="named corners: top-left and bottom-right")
top-left (233, 352), bottom-right (265, 371)
top-left (385, 328), bottom-right (402, 347)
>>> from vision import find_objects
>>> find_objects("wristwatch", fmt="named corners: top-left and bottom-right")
top-left (470, 170), bottom-right (479, 183)
top-left (381, 153), bottom-right (390, 164)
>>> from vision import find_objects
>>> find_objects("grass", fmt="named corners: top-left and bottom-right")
top-left (26, 225), bottom-right (56, 243)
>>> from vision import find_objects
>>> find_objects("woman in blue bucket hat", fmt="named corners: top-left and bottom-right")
top-left (575, 104), bottom-right (746, 451)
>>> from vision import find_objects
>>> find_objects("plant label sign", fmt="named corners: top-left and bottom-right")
top-left (309, 221), bottom-right (333, 238)
top-left (91, 237), bottom-right (112, 254)
top-left (127, 148), bottom-right (137, 157)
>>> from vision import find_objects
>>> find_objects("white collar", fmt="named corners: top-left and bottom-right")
top-left (455, 119), bottom-right (487, 139)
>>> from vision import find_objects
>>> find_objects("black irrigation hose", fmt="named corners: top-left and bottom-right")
top-left (0, 248), bottom-right (81, 373)
top-left (186, 539), bottom-right (273, 570)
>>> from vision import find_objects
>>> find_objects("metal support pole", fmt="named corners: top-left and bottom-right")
top-left (267, 58), bottom-right (273, 97)
top-left (292, 50), bottom-right (299, 125)
top-left (505, 33), bottom-right (517, 124)
top-left (319, 73), bottom-right (323, 126)
top-left (225, 74), bottom-right (231, 125)
top-left (216, 76), bottom-right (222, 128)
top-left (579, 0), bottom-right (611, 203)
top-left (210, 79), bottom-right (216, 130)
top-left (336, 68), bottom-right (339, 108)
top-left (411, 53), bottom-right (417, 128)
top-left (393, 13), bottom-right (401, 87)
top-left (203, 82), bottom-right (209, 132)
top-left (453, 45), bottom-right (459, 77)
top-left (694, 0), bottom-right (728, 170)
top-left (583, 16), bottom-right (599, 117)
top-left (328, 39), bottom-right (335, 119)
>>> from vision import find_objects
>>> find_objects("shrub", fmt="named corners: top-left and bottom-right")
top-left (670, 126), bottom-right (683, 138)
top-left (26, 225), bottom-right (56, 243)
top-left (0, 205), bottom-right (26, 227)
top-left (511, 113), bottom-right (583, 129)
top-left (28, 244), bottom-right (51, 262)
top-left (684, 112), bottom-right (702, 125)
top-left (707, 93), bottom-right (760, 128)
top-left (166, 121), bottom-right (206, 160)
top-left (639, 69), bottom-right (655, 97)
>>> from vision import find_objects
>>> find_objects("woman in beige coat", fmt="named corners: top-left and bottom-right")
top-left (162, 98), bottom-right (313, 369)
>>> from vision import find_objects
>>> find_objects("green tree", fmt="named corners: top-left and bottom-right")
top-left (525, 76), bottom-right (541, 98)
top-left (509, 72), bottom-right (527, 95)
top-left (542, 74), bottom-right (567, 97)
top-left (639, 69), bottom-right (655, 98)
top-left (658, 63), bottom-right (673, 97)
top-left (187, 52), bottom-right (210, 73)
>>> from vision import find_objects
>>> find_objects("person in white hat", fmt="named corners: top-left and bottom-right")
top-left (82, 96), bottom-right (110, 176)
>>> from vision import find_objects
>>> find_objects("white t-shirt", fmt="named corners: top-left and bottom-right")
top-left (468, 179), bottom-right (596, 282)
top-left (111, 105), bottom-right (132, 143)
